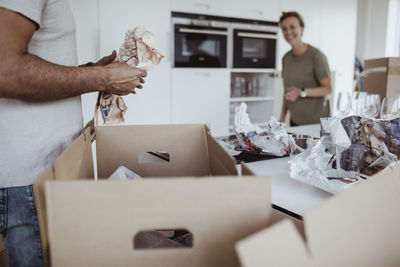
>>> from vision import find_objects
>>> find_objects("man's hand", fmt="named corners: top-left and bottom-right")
top-left (102, 62), bottom-right (147, 95)
top-left (285, 87), bottom-right (301, 102)
top-left (93, 51), bottom-right (147, 95)
top-left (93, 50), bottom-right (117, 66)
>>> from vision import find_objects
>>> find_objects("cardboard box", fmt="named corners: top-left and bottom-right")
top-left (33, 128), bottom-right (94, 267)
top-left (363, 57), bottom-right (400, 101)
top-left (46, 178), bottom-right (272, 267)
top-left (94, 124), bottom-right (238, 178)
top-left (34, 123), bottom-right (243, 266)
top-left (235, 161), bottom-right (400, 266)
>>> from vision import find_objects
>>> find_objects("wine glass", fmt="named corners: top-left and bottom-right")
top-left (362, 94), bottom-right (380, 119)
top-left (392, 96), bottom-right (400, 117)
top-left (380, 97), bottom-right (399, 120)
top-left (356, 92), bottom-right (367, 116)
top-left (336, 91), bottom-right (351, 117)
top-left (350, 91), bottom-right (359, 115)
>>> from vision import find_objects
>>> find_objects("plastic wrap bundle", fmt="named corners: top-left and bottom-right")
top-left (289, 135), bottom-right (360, 195)
top-left (289, 116), bottom-right (399, 194)
top-left (234, 103), bottom-right (290, 156)
top-left (339, 116), bottom-right (399, 176)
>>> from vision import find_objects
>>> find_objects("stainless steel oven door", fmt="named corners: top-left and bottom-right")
top-left (233, 29), bottom-right (277, 68)
top-left (174, 24), bottom-right (227, 67)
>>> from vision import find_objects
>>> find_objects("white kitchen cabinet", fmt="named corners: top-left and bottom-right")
top-left (171, 69), bottom-right (230, 136)
top-left (229, 70), bottom-right (278, 132)
top-left (98, 0), bottom-right (172, 125)
top-left (171, 0), bottom-right (215, 15)
top-left (214, 0), bottom-right (280, 21)
top-left (171, 0), bottom-right (280, 22)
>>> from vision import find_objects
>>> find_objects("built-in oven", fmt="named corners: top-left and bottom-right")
top-left (174, 24), bottom-right (228, 68)
top-left (233, 29), bottom-right (277, 68)
top-left (172, 12), bottom-right (279, 69)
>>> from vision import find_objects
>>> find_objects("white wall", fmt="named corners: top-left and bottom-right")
top-left (355, 0), bottom-right (400, 63)
top-left (68, 0), bottom-right (100, 125)
top-left (98, 0), bottom-right (171, 125)
top-left (356, 0), bottom-right (389, 63)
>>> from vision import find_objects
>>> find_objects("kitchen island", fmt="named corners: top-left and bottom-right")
top-left (244, 124), bottom-right (333, 218)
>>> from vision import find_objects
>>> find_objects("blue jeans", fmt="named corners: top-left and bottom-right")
top-left (0, 185), bottom-right (44, 267)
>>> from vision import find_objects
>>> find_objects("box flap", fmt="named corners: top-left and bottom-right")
top-left (241, 162), bottom-right (255, 176)
top-left (33, 128), bottom-right (93, 267)
top-left (303, 161), bottom-right (400, 265)
top-left (387, 57), bottom-right (400, 99)
top-left (388, 57), bottom-right (400, 68)
top-left (46, 177), bottom-right (271, 267)
top-left (95, 124), bottom-right (211, 178)
top-left (363, 57), bottom-right (400, 100)
top-left (235, 161), bottom-right (400, 266)
top-left (52, 129), bottom-right (94, 180)
top-left (236, 219), bottom-right (310, 266)
top-left (205, 131), bottom-right (238, 175)
top-left (364, 57), bottom-right (389, 69)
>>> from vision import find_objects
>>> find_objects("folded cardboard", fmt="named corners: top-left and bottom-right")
top-left (363, 57), bottom-right (400, 101)
top-left (46, 178), bottom-right (272, 267)
top-left (94, 124), bottom-right (237, 178)
top-left (33, 128), bottom-right (93, 267)
top-left (235, 160), bottom-right (400, 266)
top-left (34, 123), bottom-right (241, 266)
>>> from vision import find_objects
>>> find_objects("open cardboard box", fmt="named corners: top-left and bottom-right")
top-left (363, 57), bottom-right (400, 101)
top-left (235, 160), bottom-right (400, 266)
top-left (34, 123), bottom-right (278, 266)
top-left (46, 177), bottom-right (273, 267)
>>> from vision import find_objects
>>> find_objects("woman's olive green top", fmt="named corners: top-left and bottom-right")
top-left (282, 44), bottom-right (331, 125)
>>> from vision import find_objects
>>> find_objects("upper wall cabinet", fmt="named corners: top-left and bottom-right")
top-left (171, 0), bottom-right (280, 21)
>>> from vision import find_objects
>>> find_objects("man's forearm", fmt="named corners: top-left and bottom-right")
top-left (0, 53), bottom-right (107, 102)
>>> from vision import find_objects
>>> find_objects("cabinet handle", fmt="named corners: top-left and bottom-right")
top-left (237, 32), bottom-right (277, 39)
top-left (179, 28), bottom-right (228, 35)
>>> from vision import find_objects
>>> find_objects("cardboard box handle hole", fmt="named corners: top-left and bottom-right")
top-left (134, 229), bottom-right (193, 250)
top-left (138, 152), bottom-right (170, 163)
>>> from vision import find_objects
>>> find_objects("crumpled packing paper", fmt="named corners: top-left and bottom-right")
top-left (117, 27), bottom-right (164, 70)
top-left (289, 116), bottom-right (399, 194)
top-left (96, 27), bottom-right (164, 125)
top-left (234, 102), bottom-right (290, 156)
top-left (289, 136), bottom-right (359, 195)
top-left (108, 165), bottom-right (142, 180)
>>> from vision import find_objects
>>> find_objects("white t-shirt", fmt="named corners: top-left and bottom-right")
top-left (0, 0), bottom-right (83, 187)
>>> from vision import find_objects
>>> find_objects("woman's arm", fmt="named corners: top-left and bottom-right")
top-left (285, 77), bottom-right (331, 102)
top-left (279, 95), bottom-right (288, 122)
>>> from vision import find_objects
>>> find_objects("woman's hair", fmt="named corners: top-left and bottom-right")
top-left (279, 11), bottom-right (305, 28)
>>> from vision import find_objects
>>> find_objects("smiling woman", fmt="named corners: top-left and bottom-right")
top-left (278, 11), bottom-right (332, 126)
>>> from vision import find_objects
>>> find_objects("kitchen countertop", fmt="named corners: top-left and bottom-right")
top-left (244, 124), bottom-right (333, 218)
